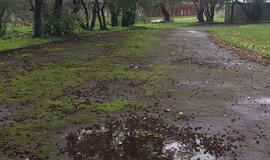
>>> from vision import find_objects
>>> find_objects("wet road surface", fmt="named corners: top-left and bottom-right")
top-left (52, 25), bottom-right (270, 160)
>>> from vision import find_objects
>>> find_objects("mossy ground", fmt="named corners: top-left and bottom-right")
top-left (0, 26), bottom-right (178, 158)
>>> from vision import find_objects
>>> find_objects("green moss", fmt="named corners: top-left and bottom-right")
top-left (172, 110), bottom-right (189, 121)
top-left (0, 27), bottom-right (165, 157)
top-left (91, 99), bottom-right (147, 112)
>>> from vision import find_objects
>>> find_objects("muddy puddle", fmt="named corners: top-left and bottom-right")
top-left (64, 114), bottom-right (236, 160)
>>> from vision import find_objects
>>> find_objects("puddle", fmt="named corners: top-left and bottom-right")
top-left (65, 114), bottom-right (235, 160)
top-left (187, 31), bottom-right (199, 34)
top-left (257, 97), bottom-right (270, 104)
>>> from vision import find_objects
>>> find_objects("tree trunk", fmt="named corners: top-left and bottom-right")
top-left (110, 8), bottom-right (119, 26)
top-left (197, 9), bottom-right (204, 22)
top-left (121, 9), bottom-right (130, 27)
top-left (95, 2), bottom-right (103, 30)
top-left (229, 3), bottom-right (235, 23)
top-left (160, 3), bottom-right (170, 22)
top-left (130, 1), bottom-right (136, 25)
top-left (0, 8), bottom-right (7, 37)
top-left (55, 0), bottom-right (63, 10)
top-left (34, 0), bottom-right (42, 37)
top-left (204, 5), bottom-right (211, 22)
top-left (90, 0), bottom-right (97, 30)
top-left (81, 0), bottom-right (89, 30)
top-left (72, 0), bottom-right (81, 14)
top-left (101, 2), bottom-right (107, 30)
top-left (193, 0), bottom-right (204, 22)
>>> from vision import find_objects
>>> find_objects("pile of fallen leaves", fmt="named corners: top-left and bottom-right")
top-left (66, 114), bottom-right (237, 160)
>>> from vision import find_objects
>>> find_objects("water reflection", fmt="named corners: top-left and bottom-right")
top-left (65, 114), bottom-right (234, 160)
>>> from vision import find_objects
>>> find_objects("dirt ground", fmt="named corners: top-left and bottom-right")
top-left (153, 26), bottom-right (270, 160)
top-left (51, 25), bottom-right (270, 160)
top-left (1, 25), bottom-right (270, 160)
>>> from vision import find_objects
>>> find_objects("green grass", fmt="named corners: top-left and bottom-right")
top-left (209, 24), bottom-right (270, 59)
top-left (136, 16), bottom-right (198, 29)
top-left (0, 15), bottom-right (224, 52)
top-left (0, 23), bottom-right (126, 51)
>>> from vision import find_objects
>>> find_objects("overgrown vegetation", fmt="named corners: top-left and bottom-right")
top-left (209, 25), bottom-right (270, 59)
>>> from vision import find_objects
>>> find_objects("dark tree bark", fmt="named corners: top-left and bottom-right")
top-left (109, 4), bottom-right (120, 26)
top-left (229, 2), bottom-right (236, 23)
top-left (55, 0), bottom-right (63, 10)
top-left (101, 2), bottom-right (107, 30)
top-left (95, 1), bottom-right (103, 30)
top-left (203, 0), bottom-right (216, 22)
top-left (193, 0), bottom-right (204, 22)
top-left (121, 0), bottom-right (136, 27)
top-left (28, 0), bottom-right (35, 11)
top-left (160, 3), bottom-right (170, 22)
top-left (72, 0), bottom-right (81, 14)
top-left (80, 0), bottom-right (90, 30)
top-left (90, 0), bottom-right (97, 30)
top-left (121, 9), bottom-right (130, 27)
top-left (34, 0), bottom-right (42, 37)
top-left (0, 8), bottom-right (7, 37)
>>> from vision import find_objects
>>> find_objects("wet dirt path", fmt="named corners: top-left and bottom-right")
top-left (151, 25), bottom-right (270, 160)
top-left (52, 25), bottom-right (270, 160)
top-left (1, 26), bottom-right (269, 160)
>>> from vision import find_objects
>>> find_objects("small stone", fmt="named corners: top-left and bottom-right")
top-left (165, 109), bottom-right (171, 112)
top-left (178, 112), bottom-right (184, 115)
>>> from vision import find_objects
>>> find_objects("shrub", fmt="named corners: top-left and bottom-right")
top-left (42, 9), bottom-right (79, 37)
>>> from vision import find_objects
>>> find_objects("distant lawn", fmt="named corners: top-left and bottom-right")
top-left (209, 24), bottom-right (270, 59)
top-left (0, 25), bottom-right (59, 51)
top-left (136, 17), bottom-right (198, 29)
top-left (0, 15), bottom-right (223, 52)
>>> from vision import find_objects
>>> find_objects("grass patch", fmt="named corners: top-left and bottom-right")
top-left (0, 27), bottom-right (170, 158)
top-left (209, 24), bottom-right (270, 59)
top-left (136, 17), bottom-right (197, 29)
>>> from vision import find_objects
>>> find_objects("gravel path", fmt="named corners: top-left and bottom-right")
top-left (152, 25), bottom-right (270, 160)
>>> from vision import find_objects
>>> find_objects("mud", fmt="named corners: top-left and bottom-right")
top-left (52, 25), bottom-right (270, 160)
top-left (67, 79), bottom-right (143, 102)
top-left (64, 114), bottom-right (236, 160)
top-left (1, 24), bottom-right (270, 160)
top-left (152, 26), bottom-right (270, 160)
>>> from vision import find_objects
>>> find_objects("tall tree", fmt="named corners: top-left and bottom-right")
top-left (107, 0), bottom-right (120, 26)
top-left (203, 0), bottom-right (218, 22)
top-left (153, 0), bottom-right (183, 22)
top-left (80, 0), bottom-right (90, 30)
top-left (34, 0), bottom-right (43, 37)
top-left (100, 2), bottom-right (107, 30)
top-left (121, 0), bottom-right (137, 26)
top-left (192, 0), bottom-right (204, 22)
top-left (90, 0), bottom-right (98, 30)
